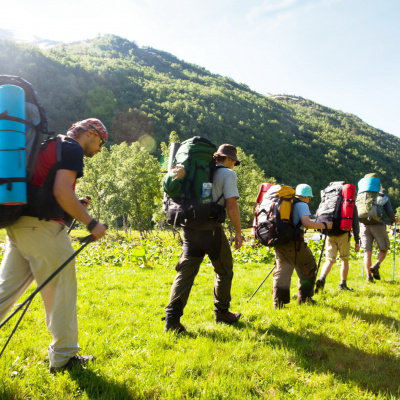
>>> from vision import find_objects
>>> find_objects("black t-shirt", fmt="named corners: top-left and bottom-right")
top-left (59, 136), bottom-right (84, 178)
top-left (26, 135), bottom-right (84, 220)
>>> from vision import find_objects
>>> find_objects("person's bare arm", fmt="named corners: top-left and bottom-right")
top-left (225, 197), bottom-right (243, 249)
top-left (53, 169), bottom-right (107, 240)
top-left (300, 215), bottom-right (333, 230)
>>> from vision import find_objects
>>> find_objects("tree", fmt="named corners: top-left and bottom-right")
top-left (77, 142), bottom-right (161, 235)
top-left (235, 148), bottom-right (276, 228)
top-left (108, 142), bottom-right (161, 235)
top-left (75, 147), bottom-right (114, 222)
top-left (111, 108), bottom-right (154, 145)
top-left (85, 86), bottom-right (116, 128)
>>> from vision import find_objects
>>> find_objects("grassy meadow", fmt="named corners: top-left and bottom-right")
top-left (0, 228), bottom-right (399, 399)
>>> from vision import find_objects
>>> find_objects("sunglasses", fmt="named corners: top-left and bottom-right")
top-left (89, 124), bottom-right (105, 147)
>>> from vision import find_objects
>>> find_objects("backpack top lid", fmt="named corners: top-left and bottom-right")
top-left (174, 136), bottom-right (216, 165)
top-left (265, 184), bottom-right (294, 199)
top-left (358, 176), bottom-right (380, 193)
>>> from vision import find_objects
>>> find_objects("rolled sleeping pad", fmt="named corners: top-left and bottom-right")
top-left (340, 183), bottom-right (356, 231)
top-left (255, 182), bottom-right (274, 204)
top-left (0, 84), bottom-right (26, 204)
top-left (358, 176), bottom-right (380, 194)
top-left (167, 142), bottom-right (181, 172)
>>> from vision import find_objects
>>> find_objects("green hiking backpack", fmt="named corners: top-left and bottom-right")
top-left (162, 136), bottom-right (226, 228)
top-left (356, 175), bottom-right (387, 224)
top-left (356, 191), bottom-right (388, 224)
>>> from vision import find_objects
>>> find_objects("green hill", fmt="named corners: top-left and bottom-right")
top-left (1, 35), bottom-right (399, 209)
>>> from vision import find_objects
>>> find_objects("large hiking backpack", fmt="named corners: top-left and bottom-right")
top-left (254, 184), bottom-right (297, 247)
top-left (162, 136), bottom-right (226, 228)
top-left (0, 75), bottom-right (52, 228)
top-left (356, 176), bottom-right (386, 224)
top-left (315, 181), bottom-right (356, 234)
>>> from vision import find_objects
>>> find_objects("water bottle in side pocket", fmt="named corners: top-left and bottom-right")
top-left (202, 182), bottom-right (212, 204)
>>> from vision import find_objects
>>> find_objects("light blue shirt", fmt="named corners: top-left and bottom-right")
top-left (293, 201), bottom-right (311, 226)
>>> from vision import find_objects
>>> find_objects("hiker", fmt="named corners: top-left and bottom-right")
top-left (164, 144), bottom-right (243, 332)
top-left (0, 118), bottom-right (108, 373)
top-left (273, 184), bottom-right (333, 309)
top-left (316, 209), bottom-right (360, 291)
top-left (357, 173), bottom-right (398, 282)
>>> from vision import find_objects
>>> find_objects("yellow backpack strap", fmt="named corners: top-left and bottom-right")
top-left (276, 185), bottom-right (295, 221)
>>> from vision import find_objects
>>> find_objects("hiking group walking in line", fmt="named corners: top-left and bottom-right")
top-left (0, 75), bottom-right (398, 373)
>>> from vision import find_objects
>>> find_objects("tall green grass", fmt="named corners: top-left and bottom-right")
top-left (0, 230), bottom-right (399, 399)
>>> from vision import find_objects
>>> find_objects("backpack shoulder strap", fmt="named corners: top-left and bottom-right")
top-left (210, 164), bottom-right (229, 203)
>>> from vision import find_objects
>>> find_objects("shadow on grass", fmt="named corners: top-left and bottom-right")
top-left (266, 324), bottom-right (400, 397)
top-left (327, 303), bottom-right (400, 331)
top-left (166, 320), bottom-right (247, 340)
top-left (68, 368), bottom-right (136, 400)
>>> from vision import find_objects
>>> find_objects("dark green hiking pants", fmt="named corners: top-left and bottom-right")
top-left (165, 227), bottom-right (234, 321)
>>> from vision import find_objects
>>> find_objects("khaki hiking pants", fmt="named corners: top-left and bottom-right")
top-left (0, 216), bottom-right (80, 368)
top-left (273, 240), bottom-right (317, 307)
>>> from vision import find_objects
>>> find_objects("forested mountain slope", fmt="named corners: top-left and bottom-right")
top-left (1, 35), bottom-right (399, 208)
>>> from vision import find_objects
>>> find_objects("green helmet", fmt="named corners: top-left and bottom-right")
top-left (295, 184), bottom-right (313, 197)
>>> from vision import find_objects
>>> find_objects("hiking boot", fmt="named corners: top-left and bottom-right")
top-left (164, 320), bottom-right (186, 333)
top-left (298, 297), bottom-right (317, 305)
top-left (49, 355), bottom-right (94, 374)
top-left (215, 311), bottom-right (242, 325)
top-left (315, 278), bottom-right (325, 293)
top-left (273, 301), bottom-right (286, 310)
top-left (370, 264), bottom-right (381, 280)
top-left (367, 274), bottom-right (374, 283)
top-left (338, 283), bottom-right (354, 291)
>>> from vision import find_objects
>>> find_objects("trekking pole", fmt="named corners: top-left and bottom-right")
top-left (392, 223), bottom-right (397, 281)
top-left (314, 233), bottom-right (327, 291)
top-left (0, 235), bottom-right (93, 358)
top-left (247, 265), bottom-right (275, 302)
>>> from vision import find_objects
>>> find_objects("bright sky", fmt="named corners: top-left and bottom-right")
top-left (3, 0), bottom-right (400, 137)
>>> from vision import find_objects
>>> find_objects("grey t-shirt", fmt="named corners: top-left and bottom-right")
top-left (193, 164), bottom-right (239, 230)
top-left (212, 164), bottom-right (240, 205)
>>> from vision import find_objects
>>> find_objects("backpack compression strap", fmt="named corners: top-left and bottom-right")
top-left (0, 110), bottom-right (35, 130)
top-left (0, 177), bottom-right (26, 191)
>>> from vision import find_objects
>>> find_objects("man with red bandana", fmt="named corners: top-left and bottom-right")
top-left (0, 118), bottom-right (108, 373)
